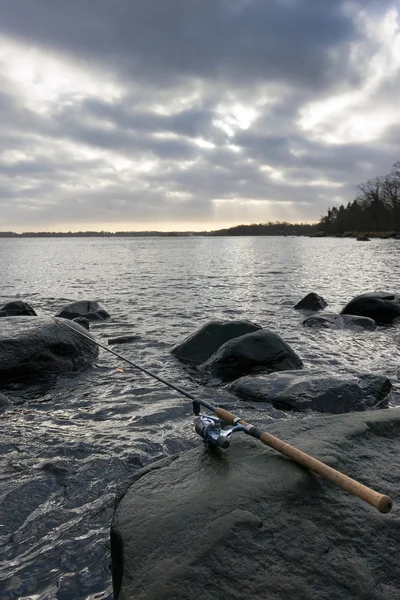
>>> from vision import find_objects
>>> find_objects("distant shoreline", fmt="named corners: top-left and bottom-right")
top-left (0, 225), bottom-right (399, 239)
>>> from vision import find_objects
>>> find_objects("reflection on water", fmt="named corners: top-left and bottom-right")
top-left (0, 236), bottom-right (399, 599)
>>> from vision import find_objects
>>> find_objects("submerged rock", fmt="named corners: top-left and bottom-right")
top-left (294, 292), bottom-right (327, 311)
top-left (356, 236), bottom-right (371, 241)
top-left (0, 316), bottom-right (98, 385)
top-left (55, 300), bottom-right (110, 321)
top-left (111, 408), bottom-right (400, 600)
top-left (341, 292), bottom-right (400, 325)
top-left (302, 313), bottom-right (377, 330)
top-left (0, 300), bottom-right (37, 317)
top-left (201, 329), bottom-right (303, 383)
top-left (108, 335), bottom-right (141, 345)
top-left (171, 320), bottom-right (262, 365)
top-left (228, 371), bottom-right (391, 413)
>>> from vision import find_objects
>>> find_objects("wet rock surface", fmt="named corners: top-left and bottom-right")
top-left (341, 291), bottom-right (400, 324)
top-left (171, 320), bottom-right (262, 365)
top-left (108, 335), bottom-right (141, 345)
top-left (0, 316), bottom-right (99, 385)
top-left (200, 329), bottom-right (303, 383)
top-left (55, 300), bottom-right (110, 321)
top-left (302, 313), bottom-right (377, 330)
top-left (111, 408), bottom-right (400, 600)
top-left (0, 300), bottom-right (37, 317)
top-left (0, 392), bottom-right (11, 408)
top-left (72, 316), bottom-right (90, 330)
top-left (228, 371), bottom-right (392, 413)
top-left (294, 292), bottom-right (327, 311)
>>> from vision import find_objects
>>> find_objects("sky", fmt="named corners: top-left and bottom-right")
top-left (0, 0), bottom-right (400, 233)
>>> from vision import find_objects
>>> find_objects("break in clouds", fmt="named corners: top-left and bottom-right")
top-left (0, 0), bottom-right (399, 231)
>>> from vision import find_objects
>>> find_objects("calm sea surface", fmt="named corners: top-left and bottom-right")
top-left (0, 236), bottom-right (399, 599)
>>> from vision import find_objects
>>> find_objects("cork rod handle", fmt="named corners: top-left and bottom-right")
top-left (214, 407), bottom-right (392, 514)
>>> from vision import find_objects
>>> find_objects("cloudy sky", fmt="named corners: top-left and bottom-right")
top-left (0, 0), bottom-right (399, 232)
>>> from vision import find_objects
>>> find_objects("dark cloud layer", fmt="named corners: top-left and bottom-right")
top-left (0, 0), bottom-right (399, 231)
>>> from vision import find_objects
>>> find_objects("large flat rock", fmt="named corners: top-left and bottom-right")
top-left (111, 409), bottom-right (400, 600)
top-left (228, 371), bottom-right (392, 413)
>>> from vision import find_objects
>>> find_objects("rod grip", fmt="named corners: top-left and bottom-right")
top-left (214, 407), bottom-right (392, 513)
top-left (259, 431), bottom-right (392, 514)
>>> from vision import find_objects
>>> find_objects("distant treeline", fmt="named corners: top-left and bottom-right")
top-left (0, 223), bottom-right (318, 238)
top-left (319, 161), bottom-right (400, 234)
top-left (210, 222), bottom-right (317, 236)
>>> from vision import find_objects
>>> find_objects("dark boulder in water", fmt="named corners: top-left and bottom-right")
top-left (72, 317), bottom-right (90, 330)
top-left (228, 371), bottom-right (391, 413)
top-left (356, 235), bottom-right (370, 241)
top-left (0, 300), bottom-right (37, 317)
top-left (0, 392), bottom-right (11, 408)
top-left (341, 292), bottom-right (400, 324)
top-left (55, 300), bottom-right (110, 321)
top-left (111, 408), bottom-right (400, 600)
top-left (294, 292), bottom-right (327, 311)
top-left (302, 313), bottom-right (377, 330)
top-left (0, 316), bottom-right (98, 385)
top-left (171, 320), bottom-right (262, 365)
top-left (201, 329), bottom-right (303, 383)
top-left (108, 335), bottom-right (141, 345)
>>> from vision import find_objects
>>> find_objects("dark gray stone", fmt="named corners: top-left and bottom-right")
top-left (55, 300), bottom-right (110, 321)
top-left (73, 317), bottom-right (90, 330)
top-left (228, 371), bottom-right (391, 413)
top-left (294, 292), bottom-right (327, 311)
top-left (0, 392), bottom-right (10, 408)
top-left (0, 316), bottom-right (98, 385)
top-left (302, 313), bottom-right (377, 330)
top-left (201, 329), bottom-right (303, 383)
top-left (111, 408), bottom-right (400, 600)
top-left (171, 320), bottom-right (262, 365)
top-left (356, 236), bottom-right (371, 241)
top-left (0, 300), bottom-right (37, 317)
top-left (108, 335), bottom-right (141, 345)
top-left (341, 292), bottom-right (400, 324)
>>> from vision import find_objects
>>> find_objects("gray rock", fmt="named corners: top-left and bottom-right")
top-left (171, 320), bottom-right (262, 365)
top-left (341, 291), bottom-right (400, 325)
top-left (55, 300), bottom-right (110, 321)
top-left (111, 408), bottom-right (400, 600)
top-left (108, 335), bottom-right (141, 345)
top-left (228, 371), bottom-right (391, 413)
top-left (0, 392), bottom-right (11, 408)
top-left (294, 292), bottom-right (327, 311)
top-left (0, 316), bottom-right (98, 385)
top-left (72, 317), bottom-right (90, 330)
top-left (303, 313), bottom-right (377, 330)
top-left (201, 329), bottom-right (303, 383)
top-left (0, 300), bottom-right (37, 317)
top-left (356, 236), bottom-right (370, 241)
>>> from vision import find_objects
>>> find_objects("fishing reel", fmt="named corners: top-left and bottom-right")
top-left (193, 400), bottom-right (245, 449)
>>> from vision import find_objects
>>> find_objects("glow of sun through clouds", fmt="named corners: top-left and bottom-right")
top-left (0, 35), bottom-right (122, 113)
top-left (213, 102), bottom-right (258, 136)
top-left (298, 6), bottom-right (400, 144)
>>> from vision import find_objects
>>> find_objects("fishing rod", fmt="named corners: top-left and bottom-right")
top-left (57, 318), bottom-right (393, 514)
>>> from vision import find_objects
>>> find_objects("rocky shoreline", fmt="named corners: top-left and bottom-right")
top-left (1, 291), bottom-right (399, 599)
